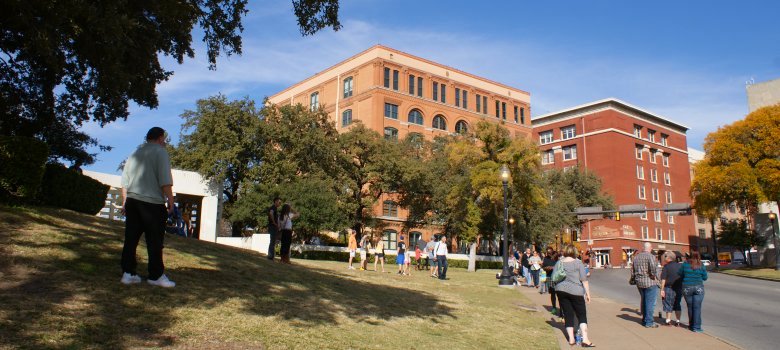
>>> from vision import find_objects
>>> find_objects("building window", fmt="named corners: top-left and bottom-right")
top-left (520, 107), bottom-right (525, 124)
top-left (563, 145), bottom-right (577, 161)
top-left (650, 169), bottom-right (657, 182)
top-left (417, 77), bottom-right (423, 97)
top-left (455, 120), bottom-right (468, 134)
top-left (697, 215), bottom-right (706, 224)
top-left (634, 124), bottom-right (642, 138)
top-left (514, 106), bottom-right (519, 123)
top-left (652, 188), bottom-right (660, 202)
top-left (663, 154), bottom-right (669, 167)
top-left (433, 82), bottom-right (439, 101)
top-left (392, 70), bottom-right (399, 90)
top-left (664, 172), bottom-right (671, 186)
top-left (476, 93), bottom-right (481, 112)
top-left (383, 67), bottom-right (390, 88)
top-left (383, 230), bottom-right (397, 250)
top-left (668, 214), bottom-right (675, 224)
top-left (641, 211), bottom-right (648, 220)
top-left (540, 130), bottom-right (553, 144)
top-left (655, 227), bottom-right (663, 241)
top-left (636, 145), bottom-right (643, 159)
top-left (637, 165), bottom-right (644, 179)
top-left (638, 185), bottom-right (646, 199)
top-left (665, 191), bottom-right (672, 204)
top-left (495, 100), bottom-right (500, 118)
top-left (309, 92), bottom-right (319, 111)
top-left (649, 150), bottom-right (657, 164)
top-left (408, 109), bottom-right (424, 125)
top-left (647, 129), bottom-right (656, 142)
top-left (501, 102), bottom-right (507, 120)
top-left (455, 88), bottom-right (461, 107)
top-left (440, 84), bottom-right (446, 103)
top-left (384, 103), bottom-right (398, 119)
top-left (342, 109), bottom-right (352, 127)
top-left (561, 125), bottom-right (576, 140)
top-left (641, 226), bottom-right (649, 240)
top-left (432, 115), bottom-right (447, 130)
top-left (383, 200), bottom-right (398, 217)
top-left (669, 229), bottom-right (675, 242)
top-left (542, 150), bottom-right (554, 164)
top-left (343, 77), bottom-right (353, 98)
top-left (654, 210), bottom-right (661, 222)
top-left (409, 231), bottom-right (422, 246)
top-left (384, 127), bottom-right (398, 141)
top-left (698, 228), bottom-right (706, 239)
top-left (408, 74), bottom-right (415, 95)
top-left (661, 134), bottom-right (668, 146)
top-left (462, 90), bottom-right (468, 109)
top-left (408, 132), bottom-right (423, 147)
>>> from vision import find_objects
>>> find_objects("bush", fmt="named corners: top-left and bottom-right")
top-left (290, 249), bottom-right (503, 269)
top-left (0, 136), bottom-right (49, 202)
top-left (39, 164), bottom-right (110, 215)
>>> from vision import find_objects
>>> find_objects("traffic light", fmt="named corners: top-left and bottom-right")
top-left (615, 211), bottom-right (620, 221)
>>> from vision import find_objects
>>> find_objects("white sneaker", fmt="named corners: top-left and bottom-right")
top-left (147, 274), bottom-right (176, 288)
top-left (121, 272), bottom-right (142, 285)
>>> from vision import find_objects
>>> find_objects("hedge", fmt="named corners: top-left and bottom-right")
top-left (290, 250), bottom-right (504, 269)
top-left (0, 136), bottom-right (48, 202)
top-left (38, 163), bottom-right (110, 215)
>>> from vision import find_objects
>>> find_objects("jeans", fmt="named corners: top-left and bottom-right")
top-left (531, 269), bottom-right (540, 287)
top-left (267, 227), bottom-right (277, 259)
top-left (683, 285), bottom-right (705, 331)
top-left (280, 229), bottom-right (292, 262)
top-left (524, 266), bottom-right (532, 285)
top-left (638, 285), bottom-right (659, 326)
top-left (122, 198), bottom-right (167, 280)
top-left (437, 255), bottom-right (448, 279)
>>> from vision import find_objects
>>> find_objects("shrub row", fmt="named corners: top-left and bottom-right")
top-left (39, 163), bottom-right (110, 215)
top-left (0, 136), bottom-right (48, 202)
top-left (290, 250), bottom-right (503, 269)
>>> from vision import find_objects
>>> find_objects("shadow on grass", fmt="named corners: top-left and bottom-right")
top-left (0, 206), bottom-right (455, 349)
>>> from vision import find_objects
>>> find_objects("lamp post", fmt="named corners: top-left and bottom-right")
top-left (498, 164), bottom-right (514, 286)
top-left (508, 217), bottom-right (515, 254)
top-left (770, 212), bottom-right (779, 271)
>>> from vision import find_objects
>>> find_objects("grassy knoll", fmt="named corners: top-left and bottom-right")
top-left (720, 267), bottom-right (780, 281)
top-left (0, 205), bottom-right (556, 350)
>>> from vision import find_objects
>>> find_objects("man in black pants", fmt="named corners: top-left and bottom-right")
top-left (266, 197), bottom-right (281, 260)
top-left (542, 247), bottom-right (559, 315)
top-left (120, 127), bottom-right (176, 288)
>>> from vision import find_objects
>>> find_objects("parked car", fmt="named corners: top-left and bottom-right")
top-left (701, 259), bottom-right (711, 267)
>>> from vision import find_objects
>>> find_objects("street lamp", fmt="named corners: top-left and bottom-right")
top-left (508, 217), bottom-right (515, 252)
top-left (498, 164), bottom-right (513, 286)
top-left (770, 212), bottom-right (779, 271)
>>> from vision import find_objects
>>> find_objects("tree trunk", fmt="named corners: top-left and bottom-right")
top-left (468, 242), bottom-right (477, 272)
top-left (231, 221), bottom-right (243, 237)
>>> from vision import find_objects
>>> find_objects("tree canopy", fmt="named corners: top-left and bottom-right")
top-left (0, 0), bottom-right (342, 166)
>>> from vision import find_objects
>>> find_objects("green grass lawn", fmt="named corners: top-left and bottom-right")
top-left (0, 205), bottom-right (556, 350)
top-left (720, 267), bottom-right (780, 281)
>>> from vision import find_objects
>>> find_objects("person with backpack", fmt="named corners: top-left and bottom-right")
top-left (551, 244), bottom-right (593, 347)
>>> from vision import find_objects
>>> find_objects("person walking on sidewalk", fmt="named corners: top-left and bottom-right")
top-left (120, 127), bottom-right (176, 288)
top-left (552, 244), bottom-right (594, 347)
top-left (632, 242), bottom-right (660, 328)
top-left (529, 250), bottom-right (543, 288)
top-left (542, 248), bottom-right (560, 315)
top-left (679, 250), bottom-right (708, 333)
top-left (522, 248), bottom-right (533, 287)
top-left (660, 251), bottom-right (683, 326)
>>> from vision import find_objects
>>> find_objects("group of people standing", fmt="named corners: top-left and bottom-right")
top-left (347, 231), bottom-right (451, 280)
top-left (631, 242), bottom-right (708, 332)
top-left (266, 197), bottom-right (299, 264)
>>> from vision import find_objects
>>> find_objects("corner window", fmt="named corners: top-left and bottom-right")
top-left (384, 103), bottom-right (398, 119)
top-left (563, 145), bottom-right (577, 161)
top-left (309, 92), bottom-right (319, 111)
top-left (384, 127), bottom-right (398, 141)
top-left (432, 115), bottom-right (447, 130)
top-left (408, 109), bottom-right (424, 125)
top-left (539, 130), bottom-right (553, 144)
top-left (342, 109), bottom-right (352, 127)
top-left (561, 125), bottom-right (576, 140)
top-left (343, 77), bottom-right (353, 98)
top-left (455, 120), bottom-right (469, 134)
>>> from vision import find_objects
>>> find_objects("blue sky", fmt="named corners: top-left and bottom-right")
top-left (83, 0), bottom-right (780, 174)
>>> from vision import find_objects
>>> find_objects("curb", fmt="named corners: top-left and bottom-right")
top-left (713, 270), bottom-right (780, 283)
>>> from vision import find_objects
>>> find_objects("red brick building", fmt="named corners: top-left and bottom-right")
top-left (532, 98), bottom-right (695, 267)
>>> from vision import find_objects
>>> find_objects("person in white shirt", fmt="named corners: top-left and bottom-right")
top-left (436, 236), bottom-right (449, 280)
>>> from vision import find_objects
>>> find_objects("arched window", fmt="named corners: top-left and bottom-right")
top-left (310, 92), bottom-right (319, 111)
top-left (408, 109), bottom-right (424, 125)
top-left (343, 77), bottom-right (353, 98)
top-left (342, 109), bottom-right (352, 127)
top-left (432, 115), bottom-right (447, 130)
top-left (383, 200), bottom-right (398, 217)
top-left (383, 229), bottom-right (398, 250)
top-left (455, 120), bottom-right (469, 134)
top-left (384, 127), bottom-right (398, 141)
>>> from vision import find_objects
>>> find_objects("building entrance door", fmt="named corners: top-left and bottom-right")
top-left (594, 249), bottom-right (611, 267)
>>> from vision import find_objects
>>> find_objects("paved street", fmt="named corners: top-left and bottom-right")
top-left (588, 268), bottom-right (780, 349)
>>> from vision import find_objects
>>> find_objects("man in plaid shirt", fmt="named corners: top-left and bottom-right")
top-left (632, 242), bottom-right (660, 327)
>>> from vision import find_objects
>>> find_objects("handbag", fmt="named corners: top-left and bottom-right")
top-left (629, 274), bottom-right (636, 285)
top-left (551, 261), bottom-right (567, 283)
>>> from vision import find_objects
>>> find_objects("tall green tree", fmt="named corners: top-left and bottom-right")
top-left (718, 218), bottom-right (766, 266)
top-left (0, 0), bottom-right (342, 166)
top-left (170, 95), bottom-right (264, 237)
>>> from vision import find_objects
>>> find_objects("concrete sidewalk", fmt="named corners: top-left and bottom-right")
top-left (516, 284), bottom-right (739, 349)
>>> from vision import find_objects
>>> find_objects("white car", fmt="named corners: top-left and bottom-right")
top-left (701, 260), bottom-right (711, 267)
